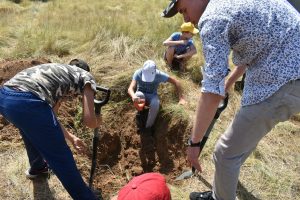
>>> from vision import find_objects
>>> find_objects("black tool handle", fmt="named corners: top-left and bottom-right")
top-left (94, 86), bottom-right (111, 115)
top-left (89, 86), bottom-right (111, 188)
top-left (191, 118), bottom-right (217, 173)
top-left (89, 128), bottom-right (99, 187)
top-left (192, 94), bottom-right (229, 173)
top-left (214, 93), bottom-right (229, 119)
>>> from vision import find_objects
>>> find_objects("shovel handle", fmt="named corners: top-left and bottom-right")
top-left (94, 86), bottom-right (111, 115)
top-left (214, 93), bottom-right (229, 119)
top-left (89, 128), bottom-right (99, 187)
top-left (192, 94), bottom-right (229, 174)
top-left (89, 86), bottom-right (110, 189)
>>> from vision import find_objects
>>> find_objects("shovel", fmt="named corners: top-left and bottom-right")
top-left (175, 94), bottom-right (229, 181)
top-left (89, 86), bottom-right (111, 189)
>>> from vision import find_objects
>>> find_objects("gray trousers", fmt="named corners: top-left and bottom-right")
top-left (213, 79), bottom-right (300, 200)
top-left (135, 91), bottom-right (160, 128)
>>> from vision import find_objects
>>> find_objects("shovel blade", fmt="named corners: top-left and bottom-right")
top-left (175, 170), bottom-right (193, 181)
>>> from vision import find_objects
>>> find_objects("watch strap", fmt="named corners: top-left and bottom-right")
top-left (188, 138), bottom-right (201, 147)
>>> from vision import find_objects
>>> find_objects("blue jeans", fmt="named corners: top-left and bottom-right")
top-left (0, 87), bottom-right (96, 200)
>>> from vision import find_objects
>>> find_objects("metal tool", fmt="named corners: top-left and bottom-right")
top-left (89, 86), bottom-right (111, 188)
top-left (175, 94), bottom-right (229, 181)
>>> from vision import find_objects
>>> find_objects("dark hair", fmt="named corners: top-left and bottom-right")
top-left (69, 59), bottom-right (90, 72)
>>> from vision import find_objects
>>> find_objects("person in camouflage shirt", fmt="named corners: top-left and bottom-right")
top-left (0, 59), bottom-right (100, 200)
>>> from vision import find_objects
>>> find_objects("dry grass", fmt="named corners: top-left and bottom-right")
top-left (0, 0), bottom-right (299, 200)
top-left (0, 147), bottom-right (72, 200)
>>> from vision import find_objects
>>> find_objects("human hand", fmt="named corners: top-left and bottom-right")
top-left (186, 146), bottom-right (202, 172)
top-left (137, 98), bottom-right (145, 103)
top-left (132, 96), bottom-right (140, 103)
top-left (178, 98), bottom-right (187, 105)
top-left (181, 40), bottom-right (188, 45)
top-left (175, 54), bottom-right (184, 59)
top-left (72, 136), bottom-right (87, 154)
top-left (110, 195), bottom-right (118, 200)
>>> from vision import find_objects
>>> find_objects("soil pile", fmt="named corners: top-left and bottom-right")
top-left (0, 58), bottom-right (50, 143)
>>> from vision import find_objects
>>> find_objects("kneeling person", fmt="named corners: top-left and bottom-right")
top-left (163, 22), bottom-right (198, 70)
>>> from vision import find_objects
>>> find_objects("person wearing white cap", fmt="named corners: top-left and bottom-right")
top-left (163, 22), bottom-right (198, 71)
top-left (128, 60), bottom-right (186, 129)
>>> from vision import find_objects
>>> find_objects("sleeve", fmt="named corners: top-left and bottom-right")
top-left (199, 16), bottom-right (231, 97)
top-left (132, 70), bottom-right (140, 81)
top-left (171, 32), bottom-right (180, 41)
top-left (188, 39), bottom-right (194, 47)
top-left (81, 71), bottom-right (97, 93)
top-left (157, 71), bottom-right (169, 83)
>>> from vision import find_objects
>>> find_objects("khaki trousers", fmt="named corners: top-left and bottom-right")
top-left (213, 79), bottom-right (300, 200)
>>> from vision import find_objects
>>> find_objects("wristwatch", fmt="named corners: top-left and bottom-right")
top-left (187, 138), bottom-right (201, 147)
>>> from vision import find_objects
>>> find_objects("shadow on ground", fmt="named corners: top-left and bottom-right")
top-left (192, 176), bottom-right (261, 200)
top-left (32, 176), bottom-right (54, 200)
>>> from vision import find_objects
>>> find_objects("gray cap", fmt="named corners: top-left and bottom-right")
top-left (161, 0), bottom-right (179, 18)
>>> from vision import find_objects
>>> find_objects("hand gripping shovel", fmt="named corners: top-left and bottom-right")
top-left (175, 94), bottom-right (229, 181)
top-left (89, 86), bottom-right (111, 190)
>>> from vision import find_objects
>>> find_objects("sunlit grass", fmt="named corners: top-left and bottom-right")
top-left (0, 0), bottom-right (299, 200)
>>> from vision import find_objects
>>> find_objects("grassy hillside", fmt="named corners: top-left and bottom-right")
top-left (0, 0), bottom-right (299, 200)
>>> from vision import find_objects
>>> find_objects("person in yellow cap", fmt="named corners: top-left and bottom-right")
top-left (163, 22), bottom-right (199, 71)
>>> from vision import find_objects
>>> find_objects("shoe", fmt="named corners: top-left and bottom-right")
top-left (25, 165), bottom-right (50, 179)
top-left (190, 191), bottom-right (214, 200)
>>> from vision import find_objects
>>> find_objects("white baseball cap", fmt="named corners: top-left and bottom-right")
top-left (142, 60), bottom-right (156, 82)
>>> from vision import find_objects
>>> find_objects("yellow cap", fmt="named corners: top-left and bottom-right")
top-left (180, 22), bottom-right (199, 34)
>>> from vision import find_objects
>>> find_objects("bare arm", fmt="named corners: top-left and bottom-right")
top-left (225, 65), bottom-right (246, 92)
top-left (167, 76), bottom-right (186, 105)
top-left (163, 36), bottom-right (188, 47)
top-left (82, 83), bottom-right (101, 129)
top-left (128, 80), bottom-right (139, 102)
top-left (60, 122), bottom-right (86, 154)
top-left (52, 101), bottom-right (86, 154)
top-left (175, 45), bottom-right (197, 59)
top-left (187, 92), bottom-right (223, 171)
top-left (191, 93), bottom-right (222, 142)
top-left (52, 99), bottom-right (62, 114)
top-left (52, 101), bottom-right (74, 141)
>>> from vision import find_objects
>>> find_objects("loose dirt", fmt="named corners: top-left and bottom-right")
top-left (0, 59), bottom-right (189, 199)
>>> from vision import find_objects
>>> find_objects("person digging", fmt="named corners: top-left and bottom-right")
top-left (0, 59), bottom-right (102, 200)
top-left (163, 22), bottom-right (198, 71)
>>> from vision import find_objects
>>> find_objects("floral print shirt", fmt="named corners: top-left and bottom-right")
top-left (199, 0), bottom-right (300, 106)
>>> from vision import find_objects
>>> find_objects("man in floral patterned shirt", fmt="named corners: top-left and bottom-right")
top-left (162, 0), bottom-right (300, 199)
top-left (0, 59), bottom-right (101, 200)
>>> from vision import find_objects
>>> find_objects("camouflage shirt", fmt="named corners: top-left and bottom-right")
top-left (4, 63), bottom-right (97, 107)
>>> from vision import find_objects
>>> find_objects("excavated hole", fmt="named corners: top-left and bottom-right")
top-left (0, 59), bottom-right (190, 199)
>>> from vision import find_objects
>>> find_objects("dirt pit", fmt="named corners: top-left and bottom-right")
top-left (90, 110), bottom-right (189, 198)
top-left (0, 58), bottom-right (189, 199)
